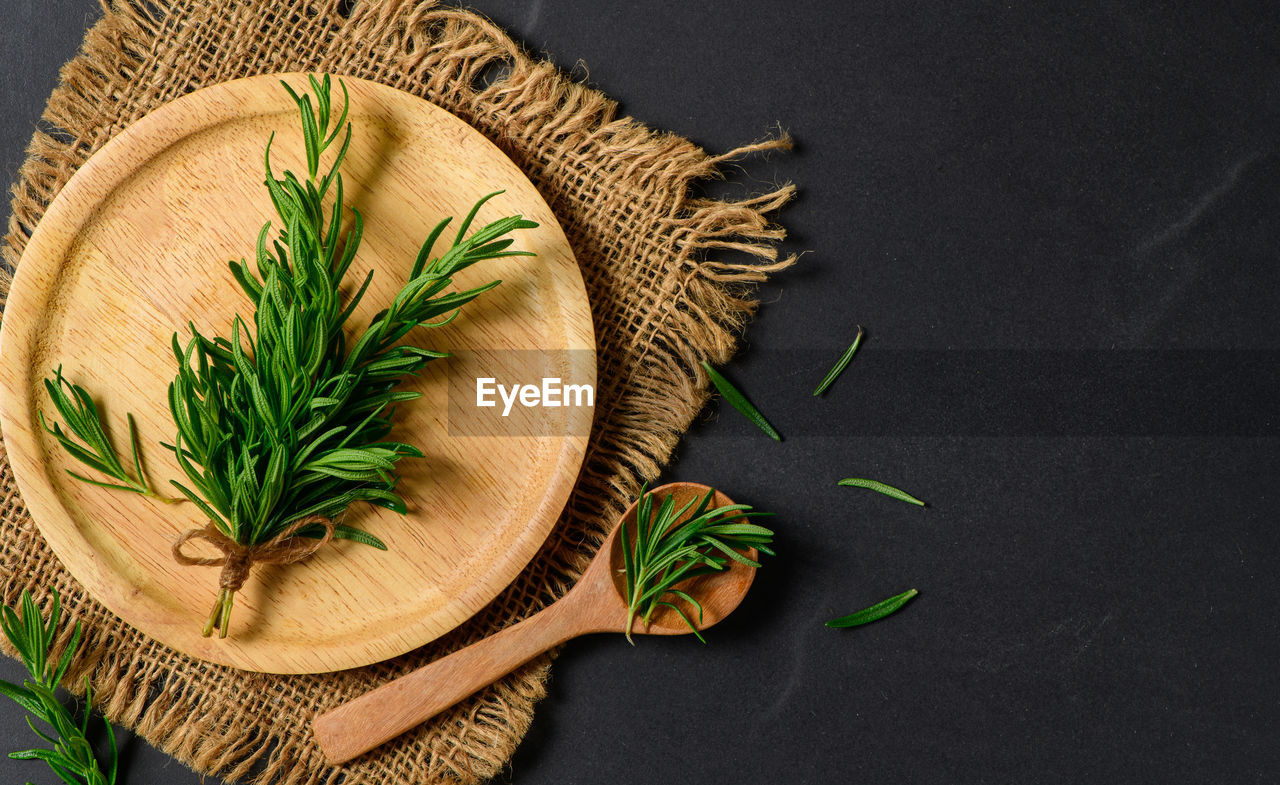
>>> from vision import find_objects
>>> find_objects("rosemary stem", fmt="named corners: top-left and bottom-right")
top-left (626, 579), bottom-right (647, 644)
top-left (201, 590), bottom-right (225, 638)
top-left (640, 579), bottom-right (659, 627)
top-left (219, 590), bottom-right (235, 639)
top-left (142, 488), bottom-right (182, 504)
top-left (200, 599), bottom-right (216, 637)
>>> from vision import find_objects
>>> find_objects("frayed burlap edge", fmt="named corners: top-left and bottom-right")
top-left (0, 1), bottom-right (795, 783)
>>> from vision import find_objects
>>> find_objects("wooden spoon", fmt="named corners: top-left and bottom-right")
top-left (312, 482), bottom-right (757, 764)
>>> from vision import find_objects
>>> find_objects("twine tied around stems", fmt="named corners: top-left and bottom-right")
top-left (172, 515), bottom-right (335, 638)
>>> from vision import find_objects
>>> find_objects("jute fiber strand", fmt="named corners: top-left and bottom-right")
top-left (0, 1), bottom-right (793, 783)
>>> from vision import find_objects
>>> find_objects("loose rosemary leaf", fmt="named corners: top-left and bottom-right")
top-left (0, 590), bottom-right (118, 785)
top-left (838, 477), bottom-right (927, 506)
top-left (699, 361), bottom-right (782, 441)
top-left (622, 485), bottom-right (774, 643)
top-left (813, 325), bottom-right (864, 396)
top-left (827, 588), bottom-right (918, 628)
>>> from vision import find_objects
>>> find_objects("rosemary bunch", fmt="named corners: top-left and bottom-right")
top-left (0, 590), bottom-right (117, 785)
top-left (167, 75), bottom-right (536, 636)
top-left (620, 485), bottom-right (774, 643)
top-left (43, 75), bottom-right (537, 637)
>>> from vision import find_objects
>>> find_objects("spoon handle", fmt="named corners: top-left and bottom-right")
top-left (313, 590), bottom-right (599, 764)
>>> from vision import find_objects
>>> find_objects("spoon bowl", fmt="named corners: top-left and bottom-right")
top-left (313, 482), bottom-right (756, 764)
top-left (605, 482), bottom-right (757, 635)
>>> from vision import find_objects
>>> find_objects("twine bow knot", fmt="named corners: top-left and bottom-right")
top-left (171, 515), bottom-right (335, 637)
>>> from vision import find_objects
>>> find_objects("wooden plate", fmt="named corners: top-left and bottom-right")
top-left (0, 74), bottom-right (595, 674)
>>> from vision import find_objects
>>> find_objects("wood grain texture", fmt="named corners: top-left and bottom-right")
top-left (312, 483), bottom-right (757, 765)
top-left (0, 74), bottom-right (595, 674)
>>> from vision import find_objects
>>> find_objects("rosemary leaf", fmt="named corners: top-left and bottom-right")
top-left (838, 477), bottom-right (927, 506)
top-left (813, 325), bottom-right (863, 396)
top-left (700, 361), bottom-right (782, 441)
top-left (826, 588), bottom-right (918, 628)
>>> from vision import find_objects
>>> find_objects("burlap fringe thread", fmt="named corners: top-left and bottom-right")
top-left (0, 1), bottom-right (794, 783)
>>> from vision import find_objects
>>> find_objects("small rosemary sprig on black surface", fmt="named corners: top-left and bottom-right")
top-left (620, 485), bottom-right (774, 643)
top-left (0, 589), bottom-right (117, 785)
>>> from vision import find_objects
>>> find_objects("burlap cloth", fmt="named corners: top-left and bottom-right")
top-left (0, 1), bottom-right (793, 783)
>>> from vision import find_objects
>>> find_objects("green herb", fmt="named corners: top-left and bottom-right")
top-left (699, 361), bottom-right (782, 441)
top-left (42, 75), bottom-right (537, 638)
top-left (837, 477), bottom-right (926, 506)
top-left (826, 588), bottom-right (918, 628)
top-left (813, 325), bottom-right (863, 396)
top-left (0, 589), bottom-right (117, 785)
top-left (168, 76), bottom-right (535, 636)
top-left (620, 485), bottom-right (774, 644)
top-left (39, 368), bottom-right (174, 503)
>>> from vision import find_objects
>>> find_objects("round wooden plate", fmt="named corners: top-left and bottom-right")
top-left (0, 74), bottom-right (595, 674)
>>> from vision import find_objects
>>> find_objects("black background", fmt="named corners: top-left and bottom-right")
top-left (2, 2), bottom-right (1278, 783)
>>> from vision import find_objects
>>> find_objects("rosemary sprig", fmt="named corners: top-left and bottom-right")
top-left (620, 485), bottom-right (774, 644)
top-left (163, 74), bottom-right (536, 636)
top-left (0, 589), bottom-right (118, 785)
top-left (39, 367), bottom-right (173, 503)
top-left (813, 325), bottom-right (863, 396)
top-left (699, 361), bottom-right (782, 441)
top-left (837, 477), bottom-right (927, 506)
top-left (826, 588), bottom-right (918, 628)
top-left (39, 74), bottom-right (537, 638)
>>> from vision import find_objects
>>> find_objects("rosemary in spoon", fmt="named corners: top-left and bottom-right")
top-left (0, 589), bottom-right (118, 785)
top-left (42, 75), bottom-right (537, 638)
top-left (620, 485), bottom-right (774, 643)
